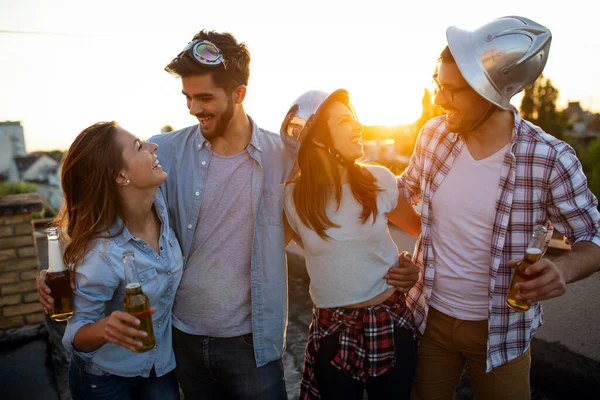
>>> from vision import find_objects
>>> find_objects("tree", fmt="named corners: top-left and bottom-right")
top-left (415, 88), bottom-right (444, 133)
top-left (578, 136), bottom-right (600, 201)
top-left (519, 74), bottom-right (568, 139)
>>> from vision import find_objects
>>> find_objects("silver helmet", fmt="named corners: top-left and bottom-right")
top-left (280, 89), bottom-right (348, 154)
top-left (446, 16), bottom-right (552, 110)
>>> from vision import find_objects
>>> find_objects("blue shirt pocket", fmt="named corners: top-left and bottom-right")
top-left (138, 266), bottom-right (159, 295)
top-left (257, 184), bottom-right (284, 226)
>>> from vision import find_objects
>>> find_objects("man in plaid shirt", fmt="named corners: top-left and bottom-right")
top-left (389, 16), bottom-right (600, 399)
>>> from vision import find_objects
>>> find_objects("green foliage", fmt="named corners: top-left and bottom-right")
top-left (0, 181), bottom-right (37, 195)
top-left (519, 74), bottom-right (569, 139)
top-left (577, 136), bottom-right (600, 200)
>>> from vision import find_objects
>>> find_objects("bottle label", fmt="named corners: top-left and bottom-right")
top-left (48, 240), bottom-right (67, 273)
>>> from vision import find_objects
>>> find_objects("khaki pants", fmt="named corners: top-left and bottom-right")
top-left (413, 307), bottom-right (531, 400)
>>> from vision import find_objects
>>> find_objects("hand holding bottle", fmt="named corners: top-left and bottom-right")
top-left (507, 257), bottom-right (567, 304)
top-left (506, 224), bottom-right (567, 311)
top-left (103, 308), bottom-right (157, 352)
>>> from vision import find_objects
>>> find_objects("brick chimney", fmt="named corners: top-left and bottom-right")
top-left (0, 194), bottom-right (44, 329)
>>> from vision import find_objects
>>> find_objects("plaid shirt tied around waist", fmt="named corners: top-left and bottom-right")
top-left (300, 290), bottom-right (414, 400)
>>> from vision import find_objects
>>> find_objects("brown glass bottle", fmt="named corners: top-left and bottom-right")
top-left (506, 225), bottom-right (547, 312)
top-left (46, 227), bottom-right (74, 321)
top-left (122, 251), bottom-right (155, 352)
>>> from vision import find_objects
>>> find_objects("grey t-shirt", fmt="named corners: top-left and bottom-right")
top-left (173, 150), bottom-right (254, 337)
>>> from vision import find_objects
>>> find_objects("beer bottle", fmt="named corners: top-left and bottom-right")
top-left (122, 251), bottom-right (155, 352)
top-left (45, 227), bottom-right (74, 321)
top-left (506, 224), bottom-right (548, 312)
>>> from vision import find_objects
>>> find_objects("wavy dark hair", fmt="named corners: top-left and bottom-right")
top-left (53, 121), bottom-right (125, 269)
top-left (165, 29), bottom-right (251, 93)
top-left (290, 91), bottom-right (382, 240)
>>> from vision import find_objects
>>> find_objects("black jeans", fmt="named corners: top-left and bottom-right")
top-left (172, 327), bottom-right (287, 400)
top-left (314, 326), bottom-right (417, 400)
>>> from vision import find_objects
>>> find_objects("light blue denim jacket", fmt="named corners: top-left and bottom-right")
top-left (62, 190), bottom-right (184, 377)
top-left (149, 117), bottom-right (295, 367)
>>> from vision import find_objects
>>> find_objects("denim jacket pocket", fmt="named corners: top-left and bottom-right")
top-left (257, 184), bottom-right (284, 226)
top-left (138, 266), bottom-right (159, 294)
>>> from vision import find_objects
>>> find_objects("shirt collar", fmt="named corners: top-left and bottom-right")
top-left (106, 190), bottom-right (167, 247)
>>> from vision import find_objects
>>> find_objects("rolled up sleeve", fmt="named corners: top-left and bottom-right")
top-left (62, 248), bottom-right (120, 357)
top-left (547, 147), bottom-right (600, 248)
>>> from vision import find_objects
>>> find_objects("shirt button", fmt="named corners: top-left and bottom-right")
top-left (201, 161), bottom-right (206, 166)
top-left (167, 271), bottom-right (171, 275)
top-left (188, 224), bottom-right (192, 229)
top-left (158, 323), bottom-right (162, 328)
top-left (143, 244), bottom-right (147, 248)
top-left (195, 191), bottom-right (200, 196)
top-left (167, 287), bottom-right (171, 291)
top-left (156, 256), bottom-right (160, 260)
top-left (141, 278), bottom-right (145, 282)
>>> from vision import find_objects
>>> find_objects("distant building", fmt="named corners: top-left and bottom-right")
top-left (14, 154), bottom-right (60, 184)
top-left (13, 153), bottom-right (62, 210)
top-left (0, 121), bottom-right (27, 181)
top-left (565, 102), bottom-right (600, 145)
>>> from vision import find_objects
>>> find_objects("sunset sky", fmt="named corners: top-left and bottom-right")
top-left (1, 0), bottom-right (599, 151)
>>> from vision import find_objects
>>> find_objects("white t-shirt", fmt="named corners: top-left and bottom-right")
top-left (430, 144), bottom-right (508, 320)
top-left (284, 164), bottom-right (400, 308)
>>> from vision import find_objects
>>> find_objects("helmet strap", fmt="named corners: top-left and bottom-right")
top-left (312, 139), bottom-right (353, 168)
top-left (327, 147), bottom-right (353, 168)
top-left (467, 104), bottom-right (497, 132)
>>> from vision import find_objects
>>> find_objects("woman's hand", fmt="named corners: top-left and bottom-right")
top-left (36, 269), bottom-right (76, 314)
top-left (102, 309), bottom-right (156, 352)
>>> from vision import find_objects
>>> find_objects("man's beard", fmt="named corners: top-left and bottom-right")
top-left (200, 98), bottom-right (234, 139)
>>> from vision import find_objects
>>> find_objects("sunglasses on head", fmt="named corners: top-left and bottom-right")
top-left (179, 40), bottom-right (228, 68)
top-left (178, 39), bottom-right (246, 86)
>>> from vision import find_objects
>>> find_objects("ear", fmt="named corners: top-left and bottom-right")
top-left (115, 171), bottom-right (129, 186)
top-left (233, 85), bottom-right (247, 104)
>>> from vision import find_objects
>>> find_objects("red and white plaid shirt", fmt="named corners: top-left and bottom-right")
top-left (398, 106), bottom-right (600, 372)
top-left (300, 291), bottom-right (413, 399)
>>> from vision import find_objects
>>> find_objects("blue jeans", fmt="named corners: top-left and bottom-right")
top-left (68, 352), bottom-right (180, 400)
top-left (172, 327), bottom-right (288, 399)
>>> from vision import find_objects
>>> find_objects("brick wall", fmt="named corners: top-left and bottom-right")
top-left (0, 194), bottom-right (44, 329)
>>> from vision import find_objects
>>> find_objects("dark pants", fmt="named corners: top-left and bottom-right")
top-left (314, 327), bottom-right (417, 400)
top-left (172, 327), bottom-right (288, 400)
top-left (68, 352), bottom-right (180, 400)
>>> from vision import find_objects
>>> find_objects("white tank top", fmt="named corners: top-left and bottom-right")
top-left (429, 143), bottom-right (508, 320)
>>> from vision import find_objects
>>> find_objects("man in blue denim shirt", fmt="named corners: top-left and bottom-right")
top-left (149, 30), bottom-right (294, 399)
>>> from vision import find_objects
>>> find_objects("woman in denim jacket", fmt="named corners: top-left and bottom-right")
top-left (38, 121), bottom-right (183, 399)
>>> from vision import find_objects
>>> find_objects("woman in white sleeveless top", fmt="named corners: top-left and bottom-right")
top-left (280, 89), bottom-right (421, 400)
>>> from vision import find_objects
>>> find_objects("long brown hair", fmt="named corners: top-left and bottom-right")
top-left (53, 121), bottom-right (125, 269)
top-left (290, 92), bottom-right (382, 240)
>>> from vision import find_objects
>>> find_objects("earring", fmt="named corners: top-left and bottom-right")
top-left (126, 179), bottom-right (130, 184)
